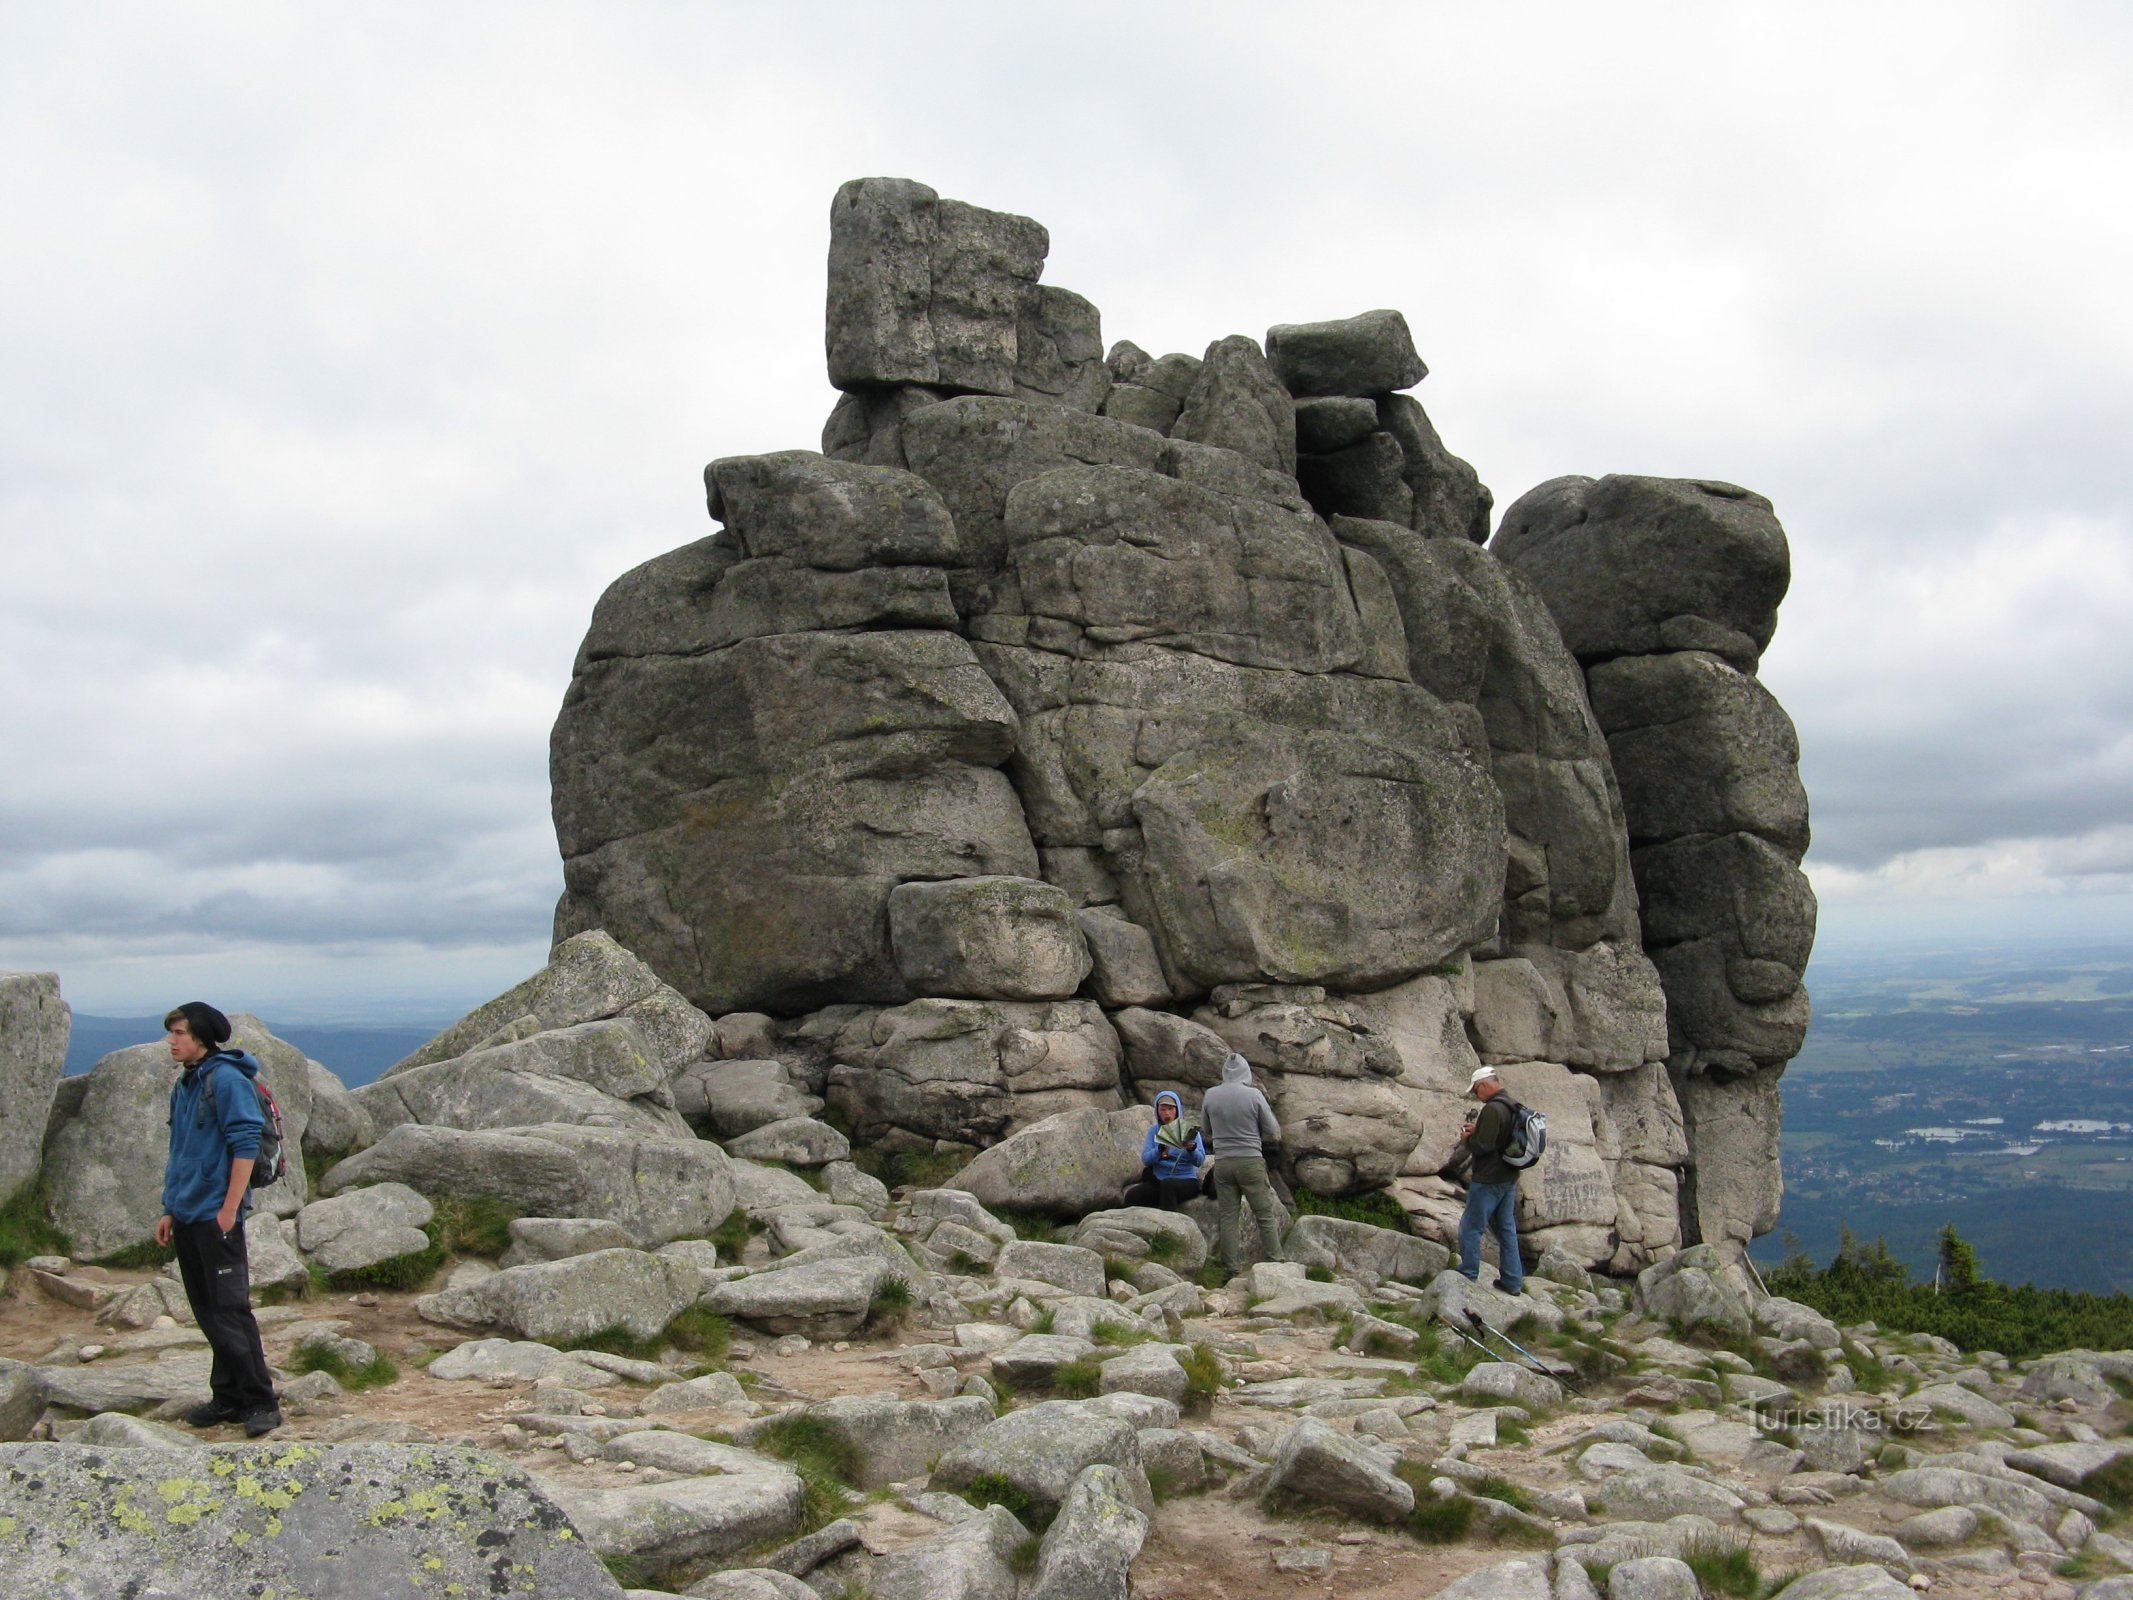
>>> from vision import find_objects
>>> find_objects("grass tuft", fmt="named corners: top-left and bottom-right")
top-left (1178, 1342), bottom-right (1226, 1414)
top-left (1682, 1537), bottom-right (1761, 1598)
top-left (1407, 1492), bottom-right (1475, 1543)
top-left (992, 1206), bottom-right (1062, 1242)
top-left (1145, 1232), bottom-right (1181, 1264)
top-left (1472, 1474), bottom-right (1531, 1511)
top-left (1292, 1188), bottom-right (1410, 1232)
top-left (1052, 1360), bottom-right (1102, 1398)
top-left (95, 1239), bottom-right (175, 1271)
top-left (709, 1206), bottom-right (751, 1260)
top-left (962, 1470), bottom-right (1041, 1529)
top-left (753, 1413), bottom-right (863, 1529)
top-left (865, 1275), bottom-right (915, 1331)
top-left (2080, 1456), bottom-right (2133, 1513)
top-left (291, 1343), bottom-right (399, 1391)
top-left (0, 1184), bottom-right (71, 1266)
top-left (1091, 1320), bottom-right (1154, 1347)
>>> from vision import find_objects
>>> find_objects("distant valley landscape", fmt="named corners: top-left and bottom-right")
top-left (1751, 935), bottom-right (2133, 1294)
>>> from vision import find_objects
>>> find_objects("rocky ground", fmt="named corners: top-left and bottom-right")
top-left (4, 1183), bottom-right (2131, 1600)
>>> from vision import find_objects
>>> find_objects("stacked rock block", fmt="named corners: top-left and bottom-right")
top-left (1494, 475), bottom-right (1815, 1259)
top-left (549, 176), bottom-right (1815, 1267)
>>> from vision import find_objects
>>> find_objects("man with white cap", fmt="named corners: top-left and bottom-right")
top-left (1456, 1065), bottom-right (1525, 1295)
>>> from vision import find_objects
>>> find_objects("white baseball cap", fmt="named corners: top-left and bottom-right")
top-left (1467, 1067), bottom-right (1499, 1090)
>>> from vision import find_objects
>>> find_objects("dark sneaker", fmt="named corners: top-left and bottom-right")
top-left (185, 1400), bottom-right (241, 1428)
top-left (243, 1407), bottom-right (284, 1438)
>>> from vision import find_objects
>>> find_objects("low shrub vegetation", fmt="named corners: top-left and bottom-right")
top-left (1178, 1342), bottom-right (1226, 1413)
top-left (962, 1470), bottom-right (1040, 1529)
top-left (1767, 1225), bottom-right (2133, 1359)
top-left (0, 1184), bottom-right (71, 1265)
top-left (291, 1343), bottom-right (399, 1392)
top-left (1682, 1536), bottom-right (1762, 1599)
top-left (1292, 1188), bottom-right (1410, 1232)
top-left (1052, 1359), bottom-right (1102, 1398)
top-left (754, 1413), bottom-right (863, 1529)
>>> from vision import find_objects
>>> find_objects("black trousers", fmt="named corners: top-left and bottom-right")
top-left (173, 1217), bottom-right (277, 1413)
top-left (1121, 1175), bottom-right (1203, 1211)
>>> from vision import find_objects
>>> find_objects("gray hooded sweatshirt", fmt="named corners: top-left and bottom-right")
top-left (1201, 1053), bottom-right (1281, 1158)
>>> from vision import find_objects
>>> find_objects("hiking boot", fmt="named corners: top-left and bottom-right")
top-left (185, 1400), bottom-right (241, 1428)
top-left (243, 1407), bottom-right (284, 1438)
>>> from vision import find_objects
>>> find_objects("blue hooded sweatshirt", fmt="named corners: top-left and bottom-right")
top-left (162, 1048), bottom-right (265, 1224)
top-left (1139, 1090), bottom-right (1206, 1181)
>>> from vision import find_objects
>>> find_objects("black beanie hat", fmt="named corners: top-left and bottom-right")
top-left (168, 1001), bottom-right (232, 1048)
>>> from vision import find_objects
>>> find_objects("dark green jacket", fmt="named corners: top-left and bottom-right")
top-left (1461, 1095), bottom-right (1520, 1187)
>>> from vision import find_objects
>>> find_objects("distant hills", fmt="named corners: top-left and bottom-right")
top-left (1752, 935), bottom-right (2133, 1295)
top-left (64, 1016), bottom-right (440, 1088)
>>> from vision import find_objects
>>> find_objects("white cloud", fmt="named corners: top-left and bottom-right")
top-left (4, 2), bottom-right (2132, 1014)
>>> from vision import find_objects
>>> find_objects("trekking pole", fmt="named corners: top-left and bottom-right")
top-left (1436, 1311), bottom-right (1504, 1364)
top-left (1466, 1308), bottom-right (1582, 1392)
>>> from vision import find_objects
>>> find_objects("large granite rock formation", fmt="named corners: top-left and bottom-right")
top-left (546, 177), bottom-right (1815, 1269)
top-left (0, 972), bottom-right (68, 1208)
top-left (1495, 475), bottom-right (1815, 1258)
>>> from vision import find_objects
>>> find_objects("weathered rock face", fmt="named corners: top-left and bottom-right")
top-left (0, 1441), bottom-right (624, 1600)
top-left (0, 972), bottom-right (68, 1208)
top-left (546, 177), bottom-right (1816, 1268)
top-left (1495, 474), bottom-right (1814, 1257)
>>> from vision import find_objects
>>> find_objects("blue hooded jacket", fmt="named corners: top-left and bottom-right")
top-left (1139, 1090), bottom-right (1206, 1182)
top-left (162, 1048), bottom-right (265, 1224)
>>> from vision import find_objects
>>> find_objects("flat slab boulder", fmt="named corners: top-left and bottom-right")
top-left (869, 1502), bottom-right (1027, 1600)
top-left (0, 1441), bottom-right (621, 1598)
top-left (1098, 1344), bottom-right (1192, 1406)
top-left (500, 1215), bottom-right (637, 1268)
top-left (991, 1333), bottom-right (1097, 1389)
top-left (357, 1018), bottom-right (686, 1139)
top-left (700, 1255), bottom-right (902, 1338)
top-left (318, 1121), bottom-right (736, 1247)
top-left (949, 1106), bottom-right (1151, 1217)
top-left (724, 1116), bottom-right (852, 1167)
top-left (1284, 1214), bottom-right (1447, 1285)
top-left (0, 1359), bottom-right (47, 1441)
top-left (1429, 1558), bottom-right (1552, 1600)
top-left (2003, 1439), bottom-right (2133, 1489)
top-left (887, 876), bottom-right (1092, 1000)
top-left (994, 1240), bottom-right (1107, 1299)
top-left (1263, 1415), bottom-right (1414, 1522)
top-left (1069, 1208), bottom-right (1208, 1275)
top-left (1769, 1569), bottom-right (1920, 1600)
top-left (296, 1181), bottom-right (434, 1275)
top-left (545, 1460), bottom-right (805, 1583)
top-left (931, 1399), bottom-right (1144, 1518)
top-left (426, 1337), bottom-right (626, 1389)
top-left (743, 1394), bottom-right (995, 1488)
top-left (1596, 1466), bottom-right (1744, 1521)
top-left (1876, 1466), bottom-right (2053, 1525)
top-left (1028, 1463), bottom-right (1148, 1600)
top-left (417, 1248), bottom-right (702, 1343)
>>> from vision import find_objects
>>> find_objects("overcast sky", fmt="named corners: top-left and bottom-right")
top-left (4, 3), bottom-right (2129, 1021)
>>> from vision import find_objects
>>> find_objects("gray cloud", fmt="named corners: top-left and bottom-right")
top-left (5, 2), bottom-right (2131, 1014)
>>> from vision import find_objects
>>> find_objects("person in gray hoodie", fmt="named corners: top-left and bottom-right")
top-left (1200, 1052), bottom-right (1285, 1278)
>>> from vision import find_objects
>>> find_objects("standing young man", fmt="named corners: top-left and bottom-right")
top-left (1200, 1052), bottom-right (1286, 1280)
top-left (157, 1001), bottom-right (280, 1436)
top-left (1456, 1065), bottom-right (1526, 1295)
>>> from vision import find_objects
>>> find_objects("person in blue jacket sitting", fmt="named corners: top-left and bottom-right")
top-left (1121, 1089), bottom-right (1207, 1210)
